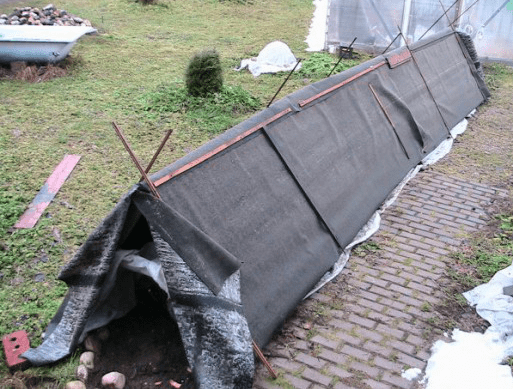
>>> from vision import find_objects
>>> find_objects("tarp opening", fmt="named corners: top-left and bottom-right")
top-left (23, 29), bottom-right (489, 388)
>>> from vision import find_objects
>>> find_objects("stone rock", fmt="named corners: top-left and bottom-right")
top-left (65, 381), bottom-right (86, 389)
top-left (79, 351), bottom-right (95, 369)
top-left (75, 364), bottom-right (88, 383)
top-left (34, 273), bottom-right (45, 282)
top-left (96, 327), bottom-right (110, 341)
top-left (101, 372), bottom-right (126, 389)
top-left (2, 5), bottom-right (92, 28)
top-left (84, 334), bottom-right (101, 353)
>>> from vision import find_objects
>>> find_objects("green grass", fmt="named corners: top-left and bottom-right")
top-left (0, 0), bottom-right (372, 384)
top-left (449, 213), bottom-right (513, 291)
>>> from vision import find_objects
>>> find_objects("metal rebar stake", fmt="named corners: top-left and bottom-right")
top-left (112, 121), bottom-right (161, 199)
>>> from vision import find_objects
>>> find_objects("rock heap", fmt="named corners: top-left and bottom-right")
top-left (0, 4), bottom-right (92, 27)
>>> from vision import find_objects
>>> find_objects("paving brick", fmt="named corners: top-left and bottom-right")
top-left (377, 296), bottom-right (407, 311)
top-left (340, 344), bottom-right (372, 361)
top-left (348, 313), bottom-right (377, 329)
top-left (363, 379), bottom-right (393, 389)
top-left (334, 382), bottom-right (356, 389)
top-left (283, 374), bottom-right (312, 389)
top-left (369, 285), bottom-right (397, 300)
top-left (348, 361), bottom-right (381, 378)
top-left (302, 367), bottom-right (332, 386)
top-left (295, 353), bottom-right (327, 369)
top-left (395, 351), bottom-right (426, 368)
top-left (272, 357), bottom-right (302, 372)
top-left (335, 331), bottom-right (363, 347)
top-left (311, 334), bottom-right (340, 350)
top-left (407, 281), bottom-right (434, 295)
top-left (253, 378), bottom-right (283, 389)
top-left (328, 365), bottom-right (353, 379)
top-left (389, 283), bottom-right (412, 297)
top-left (373, 356), bottom-right (404, 371)
top-left (319, 349), bottom-right (349, 365)
top-left (357, 328), bottom-right (384, 343)
top-left (406, 334), bottom-right (425, 347)
top-left (376, 324), bottom-right (404, 340)
top-left (362, 341), bottom-right (391, 358)
top-left (380, 272), bottom-right (408, 286)
top-left (396, 322), bottom-right (424, 336)
top-left (358, 298), bottom-right (387, 313)
top-left (362, 275), bottom-right (389, 288)
top-left (381, 372), bottom-right (413, 389)
top-left (389, 340), bottom-right (416, 355)
top-left (2, 330), bottom-right (30, 369)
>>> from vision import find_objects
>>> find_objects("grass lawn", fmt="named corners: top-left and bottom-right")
top-left (0, 0), bottom-right (368, 385)
top-left (1, 0), bottom-right (512, 386)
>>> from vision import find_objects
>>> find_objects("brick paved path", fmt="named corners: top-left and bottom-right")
top-left (253, 170), bottom-right (508, 389)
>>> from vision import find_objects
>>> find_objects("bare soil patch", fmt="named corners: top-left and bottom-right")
top-left (86, 278), bottom-right (194, 389)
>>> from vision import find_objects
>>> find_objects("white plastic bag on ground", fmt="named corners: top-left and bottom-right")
top-left (235, 41), bottom-right (301, 77)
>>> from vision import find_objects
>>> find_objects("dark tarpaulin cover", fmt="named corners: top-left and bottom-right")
top-left (23, 30), bottom-right (488, 388)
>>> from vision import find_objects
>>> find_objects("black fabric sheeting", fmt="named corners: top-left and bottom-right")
top-left (22, 30), bottom-right (489, 388)
top-left (157, 131), bottom-right (340, 346)
top-left (132, 190), bottom-right (240, 295)
top-left (411, 32), bottom-right (487, 128)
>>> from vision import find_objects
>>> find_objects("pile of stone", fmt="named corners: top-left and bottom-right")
top-left (0, 4), bottom-right (92, 27)
top-left (65, 328), bottom-right (127, 389)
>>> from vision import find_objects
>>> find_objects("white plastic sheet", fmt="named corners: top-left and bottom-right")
top-left (325, 0), bottom-right (513, 63)
top-left (235, 41), bottom-right (301, 77)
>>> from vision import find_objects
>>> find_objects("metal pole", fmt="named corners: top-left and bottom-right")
top-left (327, 37), bottom-right (357, 77)
top-left (112, 122), bottom-right (161, 199)
top-left (418, 0), bottom-right (460, 41)
top-left (401, 0), bottom-right (413, 46)
top-left (439, 0), bottom-right (457, 32)
top-left (139, 129), bottom-right (173, 182)
top-left (368, 84), bottom-right (410, 159)
top-left (396, 25), bottom-right (451, 136)
top-left (382, 32), bottom-right (402, 55)
top-left (267, 58), bottom-right (302, 108)
top-left (252, 340), bottom-right (278, 379)
top-left (450, 0), bottom-right (481, 28)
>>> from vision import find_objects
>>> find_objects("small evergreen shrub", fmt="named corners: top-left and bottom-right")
top-left (186, 49), bottom-right (223, 97)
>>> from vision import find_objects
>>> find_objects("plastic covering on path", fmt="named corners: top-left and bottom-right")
top-left (22, 30), bottom-right (489, 388)
top-left (409, 262), bottom-right (513, 388)
top-left (235, 41), bottom-right (301, 77)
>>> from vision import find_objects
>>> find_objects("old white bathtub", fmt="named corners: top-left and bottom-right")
top-left (0, 25), bottom-right (96, 64)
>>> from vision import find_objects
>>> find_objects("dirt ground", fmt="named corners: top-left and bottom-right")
top-left (85, 278), bottom-right (193, 389)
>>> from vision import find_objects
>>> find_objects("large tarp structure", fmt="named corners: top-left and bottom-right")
top-left (326, 0), bottom-right (513, 64)
top-left (23, 30), bottom-right (489, 388)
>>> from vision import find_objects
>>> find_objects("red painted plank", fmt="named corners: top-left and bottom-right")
top-left (14, 155), bottom-right (81, 229)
